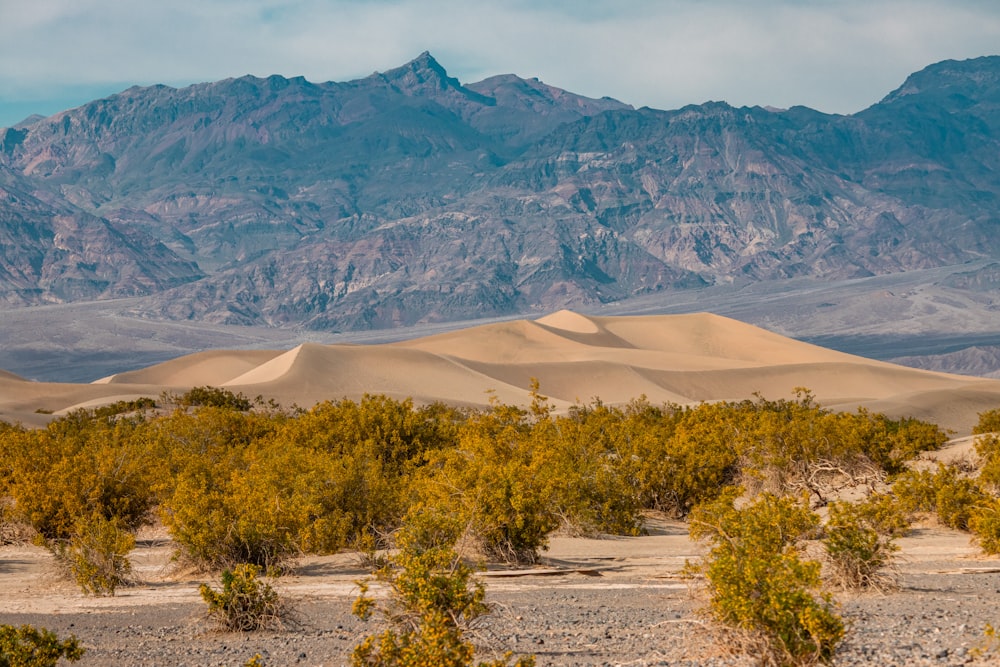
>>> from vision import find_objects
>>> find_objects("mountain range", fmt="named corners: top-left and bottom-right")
top-left (1, 53), bottom-right (999, 378)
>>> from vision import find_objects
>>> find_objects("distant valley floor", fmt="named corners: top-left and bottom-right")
top-left (1, 263), bottom-right (998, 384)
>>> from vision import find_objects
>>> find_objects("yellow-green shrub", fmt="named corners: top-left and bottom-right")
top-left (200, 564), bottom-right (286, 632)
top-left (150, 408), bottom-right (287, 568)
top-left (270, 396), bottom-right (459, 550)
top-left (893, 464), bottom-right (986, 530)
top-left (419, 402), bottom-right (558, 564)
top-left (173, 386), bottom-right (253, 411)
top-left (61, 514), bottom-right (135, 596)
top-left (689, 488), bottom-right (843, 666)
top-left (0, 625), bottom-right (84, 667)
top-left (525, 401), bottom-right (643, 536)
top-left (976, 433), bottom-right (1000, 494)
top-left (849, 493), bottom-right (910, 537)
top-left (620, 392), bottom-right (943, 517)
top-left (628, 401), bottom-right (737, 517)
top-left (822, 500), bottom-right (899, 591)
top-left (973, 409), bottom-right (1000, 435)
top-left (969, 498), bottom-right (1000, 555)
top-left (734, 396), bottom-right (926, 504)
top-left (352, 510), bottom-right (534, 667)
top-left (0, 411), bottom-right (155, 542)
top-left (153, 397), bottom-right (456, 569)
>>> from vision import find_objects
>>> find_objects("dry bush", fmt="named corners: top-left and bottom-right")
top-left (688, 489), bottom-right (844, 666)
top-left (821, 500), bottom-right (900, 592)
top-left (199, 564), bottom-right (289, 632)
top-left (976, 433), bottom-right (1000, 494)
top-left (969, 498), bottom-right (1000, 555)
top-left (352, 510), bottom-right (534, 667)
top-left (0, 498), bottom-right (33, 546)
top-left (893, 464), bottom-right (986, 531)
top-left (0, 624), bottom-right (84, 666)
top-left (58, 514), bottom-right (136, 596)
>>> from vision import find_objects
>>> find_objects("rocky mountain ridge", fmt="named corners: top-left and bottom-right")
top-left (1, 53), bottom-right (998, 333)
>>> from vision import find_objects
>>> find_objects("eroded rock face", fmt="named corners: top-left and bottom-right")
top-left (2, 54), bottom-right (999, 329)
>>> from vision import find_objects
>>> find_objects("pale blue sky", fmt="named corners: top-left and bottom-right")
top-left (2, 0), bottom-right (999, 128)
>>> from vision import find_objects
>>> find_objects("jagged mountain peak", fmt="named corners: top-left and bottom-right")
top-left (1, 55), bottom-right (999, 333)
top-left (877, 55), bottom-right (1000, 107)
top-left (373, 51), bottom-right (468, 94)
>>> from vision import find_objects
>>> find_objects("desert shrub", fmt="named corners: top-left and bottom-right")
top-left (175, 386), bottom-right (252, 411)
top-left (619, 392), bottom-right (943, 517)
top-left (286, 395), bottom-right (462, 472)
top-left (688, 488), bottom-right (844, 666)
top-left (60, 514), bottom-right (135, 596)
top-left (873, 415), bottom-right (949, 472)
top-left (973, 408), bottom-right (1000, 435)
top-left (628, 401), bottom-right (738, 517)
top-left (606, 400), bottom-right (683, 513)
top-left (419, 400), bottom-right (558, 564)
top-left (850, 493), bottom-right (910, 538)
top-left (891, 469), bottom-right (938, 515)
top-left (200, 564), bottom-right (286, 632)
top-left (893, 464), bottom-right (986, 530)
top-left (352, 510), bottom-right (534, 667)
top-left (821, 500), bottom-right (899, 591)
top-left (975, 433), bottom-right (1000, 493)
top-left (736, 396), bottom-right (903, 506)
top-left (0, 494), bottom-right (29, 546)
top-left (159, 444), bottom-right (315, 570)
top-left (270, 396), bottom-right (460, 552)
top-left (969, 498), bottom-right (1000, 555)
top-left (0, 413), bottom-right (155, 542)
top-left (936, 479), bottom-right (989, 531)
top-left (151, 408), bottom-right (306, 569)
top-left (160, 386), bottom-right (253, 412)
top-left (892, 463), bottom-right (1000, 555)
top-left (0, 624), bottom-right (84, 666)
top-left (154, 397), bottom-right (452, 569)
top-left (526, 399), bottom-right (644, 537)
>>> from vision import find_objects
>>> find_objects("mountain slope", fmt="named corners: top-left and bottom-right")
top-left (1, 54), bottom-right (998, 329)
top-left (0, 165), bottom-right (202, 305)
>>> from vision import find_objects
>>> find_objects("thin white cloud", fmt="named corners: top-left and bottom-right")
top-left (1, 0), bottom-right (999, 127)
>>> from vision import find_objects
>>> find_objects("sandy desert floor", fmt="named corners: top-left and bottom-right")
top-left (2, 514), bottom-right (1000, 667)
top-left (3, 311), bottom-right (1000, 665)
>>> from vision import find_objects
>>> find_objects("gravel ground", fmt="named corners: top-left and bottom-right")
top-left (2, 524), bottom-right (999, 666)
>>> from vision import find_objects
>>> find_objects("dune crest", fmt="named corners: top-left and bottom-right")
top-left (2, 311), bottom-right (999, 435)
top-left (0, 369), bottom-right (26, 382)
top-left (224, 344), bottom-right (309, 386)
top-left (536, 309), bottom-right (601, 334)
top-left (103, 350), bottom-right (284, 386)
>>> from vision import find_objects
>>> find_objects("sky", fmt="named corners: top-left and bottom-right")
top-left (2, 0), bottom-right (1000, 128)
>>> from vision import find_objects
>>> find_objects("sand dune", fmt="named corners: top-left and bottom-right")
top-left (100, 349), bottom-right (284, 386)
top-left (2, 311), bottom-right (999, 435)
top-left (224, 343), bottom-right (546, 409)
top-left (0, 369), bottom-right (26, 382)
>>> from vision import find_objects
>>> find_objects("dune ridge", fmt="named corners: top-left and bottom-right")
top-left (2, 311), bottom-right (999, 435)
